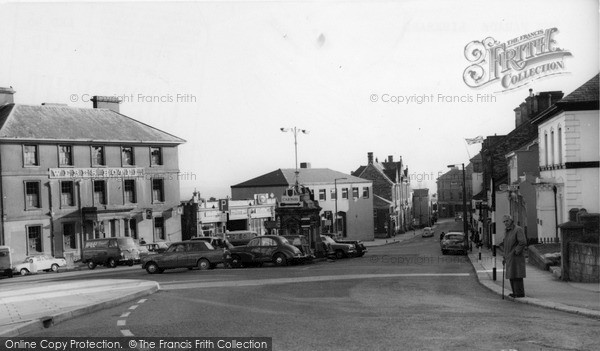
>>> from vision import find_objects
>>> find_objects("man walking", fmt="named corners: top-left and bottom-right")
top-left (501, 214), bottom-right (527, 298)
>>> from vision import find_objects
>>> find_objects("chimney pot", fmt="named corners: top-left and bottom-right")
top-left (0, 86), bottom-right (16, 106)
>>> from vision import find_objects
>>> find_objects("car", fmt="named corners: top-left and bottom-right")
top-left (13, 255), bottom-right (67, 275)
top-left (281, 235), bottom-right (314, 259)
top-left (422, 227), bottom-right (435, 238)
top-left (320, 235), bottom-right (356, 259)
top-left (142, 241), bottom-right (170, 254)
top-left (141, 240), bottom-right (230, 274)
top-left (225, 230), bottom-right (258, 247)
top-left (82, 237), bottom-right (141, 269)
top-left (229, 235), bottom-right (309, 267)
top-left (455, 214), bottom-right (462, 222)
top-left (440, 232), bottom-right (469, 255)
top-left (330, 238), bottom-right (368, 257)
top-left (191, 236), bottom-right (234, 250)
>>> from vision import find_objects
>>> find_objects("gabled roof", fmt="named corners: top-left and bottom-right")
top-left (0, 104), bottom-right (185, 144)
top-left (231, 168), bottom-right (370, 188)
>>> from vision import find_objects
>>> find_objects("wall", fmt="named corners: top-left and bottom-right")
top-left (568, 242), bottom-right (599, 283)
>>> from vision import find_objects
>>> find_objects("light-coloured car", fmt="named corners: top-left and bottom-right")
top-left (13, 255), bottom-right (67, 275)
top-left (320, 235), bottom-right (356, 259)
top-left (422, 227), bottom-right (435, 238)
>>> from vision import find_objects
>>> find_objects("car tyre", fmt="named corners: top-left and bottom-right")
top-left (273, 253), bottom-right (287, 267)
top-left (197, 258), bottom-right (210, 270)
top-left (87, 261), bottom-right (97, 270)
top-left (20, 268), bottom-right (29, 276)
top-left (442, 250), bottom-right (447, 255)
top-left (50, 264), bottom-right (59, 272)
top-left (335, 250), bottom-right (345, 259)
top-left (231, 255), bottom-right (243, 268)
top-left (107, 258), bottom-right (117, 268)
top-left (146, 262), bottom-right (160, 274)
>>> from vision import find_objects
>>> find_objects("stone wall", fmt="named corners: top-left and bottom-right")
top-left (568, 243), bottom-right (599, 283)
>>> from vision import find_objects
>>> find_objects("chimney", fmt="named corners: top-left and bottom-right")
top-left (367, 152), bottom-right (373, 165)
top-left (387, 155), bottom-right (393, 163)
top-left (0, 87), bottom-right (16, 106)
top-left (91, 96), bottom-right (121, 113)
top-left (300, 162), bottom-right (311, 169)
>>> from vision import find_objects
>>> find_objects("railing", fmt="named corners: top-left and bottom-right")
top-left (533, 237), bottom-right (561, 244)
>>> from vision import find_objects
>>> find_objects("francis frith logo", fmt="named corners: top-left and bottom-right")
top-left (463, 28), bottom-right (572, 92)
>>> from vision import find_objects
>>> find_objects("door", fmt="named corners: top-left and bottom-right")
top-left (246, 238), bottom-right (263, 262)
top-left (161, 243), bottom-right (185, 268)
top-left (260, 237), bottom-right (278, 262)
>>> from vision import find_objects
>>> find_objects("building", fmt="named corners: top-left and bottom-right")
top-left (352, 153), bottom-right (411, 236)
top-left (412, 188), bottom-right (430, 227)
top-left (0, 90), bottom-right (185, 263)
top-left (231, 164), bottom-right (374, 241)
top-left (531, 74), bottom-right (599, 242)
top-left (436, 165), bottom-right (472, 219)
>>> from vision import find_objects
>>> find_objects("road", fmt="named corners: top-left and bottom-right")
top-left (21, 220), bottom-right (600, 350)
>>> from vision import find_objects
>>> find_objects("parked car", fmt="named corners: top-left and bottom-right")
top-left (281, 235), bottom-right (314, 259)
top-left (0, 246), bottom-right (14, 278)
top-left (13, 255), bottom-right (67, 275)
top-left (330, 237), bottom-right (368, 257)
top-left (229, 235), bottom-right (309, 267)
top-left (191, 236), bottom-right (234, 250)
top-left (225, 230), bottom-right (258, 247)
top-left (422, 227), bottom-right (435, 238)
top-left (440, 232), bottom-right (468, 255)
top-left (82, 237), bottom-right (141, 269)
top-left (320, 235), bottom-right (356, 259)
top-left (142, 241), bottom-right (170, 254)
top-left (141, 240), bottom-right (230, 274)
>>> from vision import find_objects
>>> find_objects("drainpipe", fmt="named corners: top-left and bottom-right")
top-left (553, 185), bottom-right (559, 243)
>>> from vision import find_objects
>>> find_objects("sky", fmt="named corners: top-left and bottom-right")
top-left (1, 0), bottom-right (598, 200)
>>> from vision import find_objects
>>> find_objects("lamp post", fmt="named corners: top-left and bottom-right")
top-left (448, 163), bottom-right (469, 249)
top-left (280, 127), bottom-right (309, 190)
top-left (334, 178), bottom-right (347, 236)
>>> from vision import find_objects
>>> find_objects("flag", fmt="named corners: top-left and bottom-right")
top-left (465, 136), bottom-right (484, 145)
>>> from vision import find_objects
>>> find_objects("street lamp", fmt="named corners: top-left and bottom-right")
top-left (334, 177), bottom-right (347, 236)
top-left (447, 163), bottom-right (469, 249)
top-left (280, 127), bottom-right (309, 190)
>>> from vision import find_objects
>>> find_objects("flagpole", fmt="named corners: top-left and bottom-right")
top-left (464, 139), bottom-right (472, 160)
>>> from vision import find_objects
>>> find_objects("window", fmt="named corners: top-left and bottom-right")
top-left (122, 146), bottom-right (134, 166)
top-left (544, 132), bottom-right (548, 166)
top-left (59, 145), bottom-right (73, 166)
top-left (362, 187), bottom-right (369, 199)
top-left (93, 180), bottom-right (106, 205)
top-left (27, 225), bottom-right (42, 254)
top-left (558, 127), bottom-right (562, 164)
top-left (154, 217), bottom-right (165, 240)
top-left (319, 189), bottom-right (326, 201)
top-left (342, 188), bottom-right (348, 199)
top-left (124, 179), bottom-right (136, 203)
top-left (25, 181), bottom-right (41, 209)
top-left (60, 181), bottom-right (75, 207)
top-left (152, 179), bottom-right (164, 202)
top-left (63, 222), bottom-right (77, 250)
top-left (24, 145), bottom-right (38, 166)
top-left (330, 188), bottom-right (337, 200)
top-left (150, 147), bottom-right (162, 166)
top-left (352, 187), bottom-right (359, 199)
top-left (550, 130), bottom-right (555, 165)
top-left (92, 146), bottom-right (105, 166)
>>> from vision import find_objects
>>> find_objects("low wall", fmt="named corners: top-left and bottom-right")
top-left (568, 242), bottom-right (599, 283)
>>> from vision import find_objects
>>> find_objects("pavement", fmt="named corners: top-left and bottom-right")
top-left (0, 229), bottom-right (598, 337)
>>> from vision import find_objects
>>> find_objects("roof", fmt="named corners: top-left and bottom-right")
top-left (0, 104), bottom-right (185, 144)
top-left (531, 74), bottom-right (599, 125)
top-left (231, 168), bottom-right (370, 188)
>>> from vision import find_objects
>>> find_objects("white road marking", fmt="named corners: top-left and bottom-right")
top-left (120, 312), bottom-right (131, 318)
top-left (137, 299), bottom-right (147, 303)
top-left (121, 329), bottom-right (134, 336)
top-left (117, 320), bottom-right (126, 326)
top-left (161, 273), bottom-right (471, 290)
top-left (129, 305), bottom-right (139, 310)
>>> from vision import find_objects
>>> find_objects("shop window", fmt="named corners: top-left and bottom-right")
top-left (150, 147), bottom-right (162, 166)
top-left (93, 180), bottom-right (106, 205)
top-left (63, 222), bottom-right (77, 250)
top-left (25, 181), bottom-right (41, 209)
top-left (59, 145), bottom-right (73, 166)
top-left (124, 179), bottom-right (136, 203)
top-left (23, 145), bottom-right (39, 166)
top-left (154, 217), bottom-right (165, 240)
top-left (152, 179), bottom-right (164, 202)
top-left (122, 146), bottom-right (134, 166)
top-left (92, 146), bottom-right (105, 166)
top-left (61, 181), bottom-right (75, 207)
top-left (27, 225), bottom-right (42, 254)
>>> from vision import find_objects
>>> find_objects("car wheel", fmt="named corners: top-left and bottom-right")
top-left (273, 253), bottom-right (287, 267)
top-left (335, 250), bottom-right (345, 259)
top-left (107, 258), bottom-right (117, 268)
top-left (146, 262), bottom-right (160, 274)
top-left (87, 261), bottom-right (97, 270)
top-left (231, 255), bottom-right (243, 268)
top-left (20, 268), bottom-right (29, 276)
top-left (197, 258), bottom-right (210, 270)
top-left (442, 250), bottom-right (447, 255)
top-left (50, 264), bottom-right (59, 272)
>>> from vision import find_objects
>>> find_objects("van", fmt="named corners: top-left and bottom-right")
top-left (225, 230), bottom-right (258, 247)
top-left (0, 246), bottom-right (14, 278)
top-left (82, 237), bottom-right (140, 269)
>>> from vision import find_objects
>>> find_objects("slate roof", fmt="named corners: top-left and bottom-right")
top-left (0, 104), bottom-right (185, 144)
top-left (231, 168), bottom-right (369, 188)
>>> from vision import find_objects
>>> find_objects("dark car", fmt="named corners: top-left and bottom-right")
top-left (229, 235), bottom-right (309, 267)
top-left (440, 232), bottom-right (468, 255)
top-left (320, 235), bottom-right (356, 259)
top-left (141, 241), bottom-right (230, 274)
top-left (331, 238), bottom-right (368, 257)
